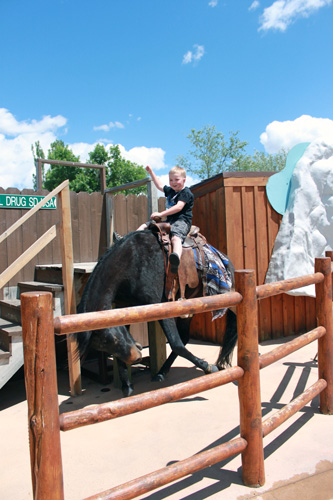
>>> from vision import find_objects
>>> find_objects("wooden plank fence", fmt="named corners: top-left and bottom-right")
top-left (190, 172), bottom-right (317, 342)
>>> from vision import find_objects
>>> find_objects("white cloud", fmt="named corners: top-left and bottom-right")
top-left (260, 115), bottom-right (333, 153)
top-left (0, 108), bottom-right (67, 136)
top-left (93, 121), bottom-right (125, 132)
top-left (0, 108), bottom-right (168, 189)
top-left (249, 1), bottom-right (260, 11)
top-left (208, 0), bottom-right (218, 7)
top-left (182, 44), bottom-right (205, 65)
top-left (0, 109), bottom-right (67, 189)
top-left (259, 0), bottom-right (332, 32)
top-left (118, 145), bottom-right (167, 170)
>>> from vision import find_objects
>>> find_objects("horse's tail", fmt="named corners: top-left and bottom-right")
top-left (215, 309), bottom-right (237, 369)
top-left (72, 299), bottom-right (93, 363)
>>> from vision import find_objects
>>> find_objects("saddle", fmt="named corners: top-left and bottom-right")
top-left (148, 222), bottom-right (207, 303)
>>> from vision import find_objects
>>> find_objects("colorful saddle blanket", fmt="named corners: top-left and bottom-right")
top-left (193, 243), bottom-right (233, 320)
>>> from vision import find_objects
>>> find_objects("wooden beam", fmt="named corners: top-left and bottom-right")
top-left (315, 257), bottom-right (333, 414)
top-left (21, 292), bottom-right (64, 500)
top-left (58, 184), bottom-right (82, 396)
top-left (0, 180), bottom-right (69, 244)
top-left (0, 225), bottom-right (57, 289)
top-left (236, 269), bottom-right (265, 487)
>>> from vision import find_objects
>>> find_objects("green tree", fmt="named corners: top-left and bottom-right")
top-left (244, 149), bottom-right (287, 172)
top-left (71, 143), bottom-right (109, 193)
top-left (43, 140), bottom-right (81, 191)
top-left (106, 145), bottom-right (147, 195)
top-left (177, 125), bottom-right (248, 179)
top-left (177, 125), bottom-right (288, 180)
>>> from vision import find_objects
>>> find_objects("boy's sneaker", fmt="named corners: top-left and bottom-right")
top-left (169, 253), bottom-right (180, 274)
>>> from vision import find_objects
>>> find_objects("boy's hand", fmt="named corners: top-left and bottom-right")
top-left (146, 165), bottom-right (153, 175)
top-left (150, 212), bottom-right (162, 221)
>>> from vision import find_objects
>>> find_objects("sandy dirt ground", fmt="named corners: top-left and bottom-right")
top-left (1, 337), bottom-right (332, 500)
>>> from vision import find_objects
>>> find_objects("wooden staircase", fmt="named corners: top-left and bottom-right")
top-left (0, 262), bottom-right (96, 390)
top-left (0, 281), bottom-right (64, 390)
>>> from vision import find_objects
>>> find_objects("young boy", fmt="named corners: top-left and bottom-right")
top-left (138, 165), bottom-right (194, 273)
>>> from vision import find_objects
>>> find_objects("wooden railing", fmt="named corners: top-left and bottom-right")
top-left (35, 159), bottom-right (107, 194)
top-left (0, 179), bottom-right (81, 396)
top-left (20, 257), bottom-right (332, 499)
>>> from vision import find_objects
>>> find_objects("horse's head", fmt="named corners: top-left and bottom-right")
top-left (90, 325), bottom-right (142, 365)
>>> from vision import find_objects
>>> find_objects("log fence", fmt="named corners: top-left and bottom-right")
top-left (20, 257), bottom-right (333, 500)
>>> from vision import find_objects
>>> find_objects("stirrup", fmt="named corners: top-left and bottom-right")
top-left (169, 253), bottom-right (180, 274)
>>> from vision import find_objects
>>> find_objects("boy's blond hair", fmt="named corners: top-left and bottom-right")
top-left (169, 166), bottom-right (186, 178)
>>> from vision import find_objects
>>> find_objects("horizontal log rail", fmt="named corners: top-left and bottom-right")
top-left (84, 437), bottom-right (248, 500)
top-left (259, 326), bottom-right (326, 369)
top-left (21, 257), bottom-right (333, 500)
top-left (60, 365), bottom-right (244, 431)
top-left (262, 379), bottom-right (327, 437)
top-left (256, 272), bottom-right (323, 299)
top-left (54, 291), bottom-right (243, 335)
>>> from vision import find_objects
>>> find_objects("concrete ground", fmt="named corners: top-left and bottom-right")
top-left (1, 336), bottom-right (332, 500)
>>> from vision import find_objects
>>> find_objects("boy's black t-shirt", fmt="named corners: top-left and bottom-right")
top-left (163, 186), bottom-right (194, 226)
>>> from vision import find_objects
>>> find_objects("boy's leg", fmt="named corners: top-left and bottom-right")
top-left (169, 220), bottom-right (191, 273)
top-left (171, 235), bottom-right (182, 258)
top-left (169, 235), bottom-right (182, 273)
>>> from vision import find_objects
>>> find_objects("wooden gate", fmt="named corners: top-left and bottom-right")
top-left (20, 257), bottom-right (332, 499)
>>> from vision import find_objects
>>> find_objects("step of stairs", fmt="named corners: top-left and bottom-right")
top-left (18, 281), bottom-right (64, 315)
top-left (18, 281), bottom-right (63, 294)
top-left (0, 280), bottom-right (65, 390)
top-left (0, 318), bottom-right (23, 353)
top-left (0, 348), bottom-right (11, 362)
top-left (0, 299), bottom-right (21, 324)
top-left (0, 317), bottom-right (23, 389)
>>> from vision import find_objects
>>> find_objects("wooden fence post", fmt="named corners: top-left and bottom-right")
top-left (21, 292), bottom-right (64, 500)
top-left (100, 165), bottom-right (106, 194)
top-left (147, 179), bottom-right (158, 217)
top-left (35, 158), bottom-right (42, 191)
top-left (58, 183), bottom-right (82, 396)
top-left (235, 269), bottom-right (265, 487)
top-left (105, 191), bottom-right (114, 247)
top-left (315, 257), bottom-right (333, 415)
top-left (148, 321), bottom-right (167, 376)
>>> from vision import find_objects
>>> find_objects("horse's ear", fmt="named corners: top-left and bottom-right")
top-left (113, 231), bottom-right (123, 242)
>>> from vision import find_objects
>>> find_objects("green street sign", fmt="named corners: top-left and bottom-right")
top-left (0, 194), bottom-right (57, 210)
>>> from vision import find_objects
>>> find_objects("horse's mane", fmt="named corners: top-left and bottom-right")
top-left (75, 230), bottom-right (158, 360)
top-left (77, 230), bottom-right (157, 313)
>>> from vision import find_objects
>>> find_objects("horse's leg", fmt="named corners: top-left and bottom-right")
top-left (153, 317), bottom-right (191, 382)
top-left (215, 309), bottom-right (238, 369)
top-left (116, 359), bottom-right (134, 397)
top-left (157, 317), bottom-right (218, 375)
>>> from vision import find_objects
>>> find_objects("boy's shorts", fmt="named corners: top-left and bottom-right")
top-left (170, 219), bottom-right (191, 243)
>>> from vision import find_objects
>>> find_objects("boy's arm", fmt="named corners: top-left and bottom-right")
top-left (151, 200), bottom-right (185, 220)
top-left (146, 165), bottom-right (164, 192)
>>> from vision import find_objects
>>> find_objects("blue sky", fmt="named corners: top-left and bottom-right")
top-left (0, 0), bottom-right (332, 189)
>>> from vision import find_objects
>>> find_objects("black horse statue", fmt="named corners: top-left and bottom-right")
top-left (75, 229), bottom-right (237, 396)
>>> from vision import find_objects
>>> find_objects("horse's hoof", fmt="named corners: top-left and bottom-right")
top-left (206, 364), bottom-right (219, 374)
top-left (122, 384), bottom-right (134, 397)
top-left (152, 373), bottom-right (165, 382)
